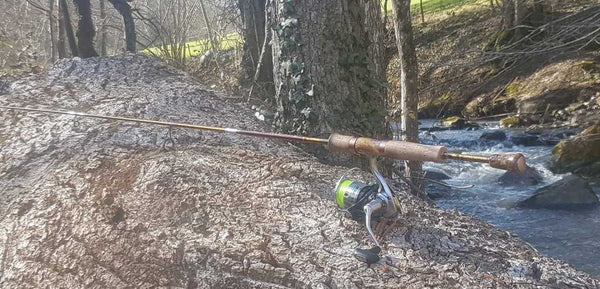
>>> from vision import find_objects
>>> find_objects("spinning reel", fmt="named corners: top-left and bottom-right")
top-left (333, 159), bottom-right (400, 266)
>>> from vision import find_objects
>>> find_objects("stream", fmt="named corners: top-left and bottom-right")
top-left (412, 120), bottom-right (600, 277)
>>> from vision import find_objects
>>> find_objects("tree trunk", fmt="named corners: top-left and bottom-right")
top-left (502, 0), bottom-right (516, 32)
top-left (499, 0), bottom-right (528, 44)
top-left (248, 0), bottom-right (272, 99)
top-left (270, 0), bottom-right (388, 138)
top-left (391, 0), bottom-right (423, 195)
top-left (48, 0), bottom-right (58, 62)
top-left (238, 0), bottom-right (273, 94)
top-left (60, 0), bottom-right (78, 57)
top-left (513, 0), bottom-right (525, 39)
top-left (73, 0), bottom-right (98, 58)
top-left (57, 0), bottom-right (67, 58)
top-left (108, 0), bottom-right (136, 53)
top-left (420, 0), bottom-right (425, 23)
top-left (100, 0), bottom-right (107, 56)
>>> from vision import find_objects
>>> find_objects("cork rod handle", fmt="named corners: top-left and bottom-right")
top-left (327, 133), bottom-right (527, 172)
top-left (328, 133), bottom-right (447, 163)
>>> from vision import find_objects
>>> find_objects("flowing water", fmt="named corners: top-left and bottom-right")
top-left (412, 120), bottom-right (600, 276)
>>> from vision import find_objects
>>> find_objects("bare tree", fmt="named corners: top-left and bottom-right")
top-left (199, 0), bottom-right (216, 51)
top-left (108, 0), bottom-right (136, 52)
top-left (100, 0), bottom-right (107, 56)
top-left (73, 0), bottom-right (98, 58)
top-left (57, 0), bottom-right (67, 58)
top-left (135, 0), bottom-right (201, 67)
top-left (238, 0), bottom-right (273, 94)
top-left (391, 0), bottom-right (422, 196)
top-left (60, 0), bottom-right (78, 56)
top-left (48, 0), bottom-right (58, 62)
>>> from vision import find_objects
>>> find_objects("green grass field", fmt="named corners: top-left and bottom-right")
top-left (142, 32), bottom-right (242, 59)
top-left (384, 0), bottom-right (478, 14)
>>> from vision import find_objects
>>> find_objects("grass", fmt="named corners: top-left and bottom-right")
top-left (383, 0), bottom-right (479, 14)
top-left (142, 32), bottom-right (242, 59)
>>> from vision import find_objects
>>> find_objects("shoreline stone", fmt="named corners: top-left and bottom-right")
top-left (518, 175), bottom-right (599, 210)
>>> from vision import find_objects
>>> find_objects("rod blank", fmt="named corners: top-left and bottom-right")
top-left (0, 105), bottom-right (527, 172)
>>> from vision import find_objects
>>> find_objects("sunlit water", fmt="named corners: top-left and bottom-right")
top-left (407, 120), bottom-right (600, 276)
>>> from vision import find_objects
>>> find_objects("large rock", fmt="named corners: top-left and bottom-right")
top-left (518, 175), bottom-right (599, 209)
top-left (480, 130), bottom-right (507, 141)
top-left (423, 168), bottom-right (452, 181)
top-left (549, 124), bottom-right (600, 178)
top-left (498, 166), bottom-right (543, 186)
top-left (0, 55), bottom-right (597, 288)
top-left (423, 169), bottom-right (452, 199)
top-left (510, 132), bottom-right (545, 146)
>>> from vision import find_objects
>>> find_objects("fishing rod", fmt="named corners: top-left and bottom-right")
top-left (0, 104), bottom-right (528, 266)
top-left (0, 105), bottom-right (527, 172)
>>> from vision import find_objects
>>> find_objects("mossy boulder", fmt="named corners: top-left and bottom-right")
top-left (437, 116), bottom-right (480, 130)
top-left (549, 124), bottom-right (600, 178)
top-left (500, 115), bottom-right (521, 128)
top-left (442, 116), bottom-right (466, 127)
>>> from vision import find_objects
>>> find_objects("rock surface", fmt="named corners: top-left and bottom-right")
top-left (518, 175), bottom-right (599, 210)
top-left (498, 166), bottom-right (543, 187)
top-left (480, 130), bottom-right (507, 141)
top-left (549, 124), bottom-right (600, 178)
top-left (0, 55), bottom-right (598, 288)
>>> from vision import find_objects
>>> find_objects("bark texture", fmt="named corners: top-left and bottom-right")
top-left (391, 0), bottom-right (423, 194)
top-left (0, 55), bottom-right (598, 288)
top-left (270, 0), bottom-right (388, 137)
top-left (73, 0), bottom-right (98, 58)
top-left (108, 0), bottom-right (136, 53)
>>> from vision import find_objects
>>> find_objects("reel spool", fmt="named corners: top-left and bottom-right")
top-left (333, 163), bottom-right (400, 266)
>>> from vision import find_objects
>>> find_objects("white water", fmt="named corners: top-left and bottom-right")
top-left (414, 120), bottom-right (600, 276)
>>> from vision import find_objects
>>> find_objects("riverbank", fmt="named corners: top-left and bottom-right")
top-left (386, 0), bottom-right (600, 129)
